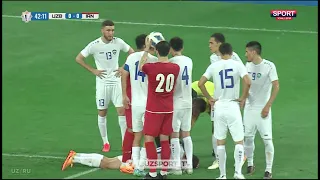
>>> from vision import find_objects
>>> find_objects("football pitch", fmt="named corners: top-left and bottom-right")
top-left (2, 1), bottom-right (318, 179)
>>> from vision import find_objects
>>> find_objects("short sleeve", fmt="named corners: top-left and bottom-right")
top-left (202, 65), bottom-right (214, 80)
top-left (269, 62), bottom-right (279, 82)
top-left (80, 43), bottom-right (93, 58)
top-left (237, 62), bottom-right (248, 78)
top-left (118, 38), bottom-right (130, 53)
top-left (142, 63), bottom-right (152, 74)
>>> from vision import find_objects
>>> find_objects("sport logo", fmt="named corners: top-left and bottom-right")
top-left (270, 10), bottom-right (297, 20)
top-left (146, 159), bottom-right (191, 170)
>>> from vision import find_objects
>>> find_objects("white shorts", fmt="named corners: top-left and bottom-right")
top-left (132, 106), bottom-right (146, 132)
top-left (213, 101), bottom-right (244, 142)
top-left (96, 82), bottom-right (123, 109)
top-left (243, 107), bottom-right (272, 139)
top-left (172, 108), bottom-right (192, 132)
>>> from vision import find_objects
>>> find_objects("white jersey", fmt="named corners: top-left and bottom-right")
top-left (170, 55), bottom-right (193, 109)
top-left (125, 51), bottom-right (158, 107)
top-left (203, 59), bottom-right (248, 101)
top-left (80, 37), bottom-right (131, 85)
top-left (210, 51), bottom-right (243, 64)
top-left (245, 59), bottom-right (278, 108)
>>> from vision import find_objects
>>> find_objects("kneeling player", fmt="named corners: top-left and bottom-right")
top-left (61, 150), bottom-right (200, 172)
top-left (191, 81), bottom-right (220, 170)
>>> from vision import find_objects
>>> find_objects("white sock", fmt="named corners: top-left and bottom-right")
top-left (234, 144), bottom-right (244, 174)
top-left (217, 145), bottom-right (226, 176)
top-left (73, 153), bottom-right (103, 167)
top-left (179, 143), bottom-right (185, 159)
top-left (149, 172), bottom-right (157, 177)
top-left (264, 139), bottom-right (274, 173)
top-left (160, 170), bottom-right (168, 176)
top-left (138, 147), bottom-right (147, 171)
top-left (118, 116), bottom-right (127, 143)
top-left (132, 146), bottom-right (141, 167)
top-left (244, 136), bottom-right (255, 166)
top-left (170, 138), bottom-right (181, 170)
top-left (212, 134), bottom-right (218, 159)
top-left (98, 115), bottom-right (109, 144)
top-left (183, 136), bottom-right (193, 169)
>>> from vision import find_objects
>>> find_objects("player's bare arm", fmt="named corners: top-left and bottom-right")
top-left (237, 74), bottom-right (251, 109)
top-left (139, 37), bottom-right (151, 71)
top-left (262, 80), bottom-right (279, 118)
top-left (128, 47), bottom-right (135, 55)
top-left (198, 76), bottom-right (215, 106)
top-left (75, 53), bottom-right (106, 79)
top-left (121, 67), bottom-right (130, 109)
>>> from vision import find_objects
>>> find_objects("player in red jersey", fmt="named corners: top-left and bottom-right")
top-left (139, 38), bottom-right (180, 179)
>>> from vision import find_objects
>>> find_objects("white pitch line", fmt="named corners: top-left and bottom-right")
top-left (63, 168), bottom-right (100, 179)
top-left (2, 153), bottom-right (64, 159)
top-left (2, 153), bottom-right (100, 179)
top-left (2, 14), bottom-right (317, 34)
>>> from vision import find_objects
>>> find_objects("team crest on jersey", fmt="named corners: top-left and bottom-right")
top-left (257, 73), bottom-right (262, 78)
top-left (112, 50), bottom-right (117, 55)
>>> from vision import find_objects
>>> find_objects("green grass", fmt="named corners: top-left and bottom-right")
top-left (2, 1), bottom-right (318, 179)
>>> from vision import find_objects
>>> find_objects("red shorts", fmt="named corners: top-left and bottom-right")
top-left (143, 111), bottom-right (173, 137)
top-left (125, 106), bottom-right (132, 129)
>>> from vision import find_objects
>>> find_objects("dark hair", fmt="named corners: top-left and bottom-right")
top-left (219, 43), bottom-right (233, 56)
top-left (155, 41), bottom-right (170, 57)
top-left (101, 20), bottom-right (114, 27)
top-left (246, 41), bottom-right (262, 55)
top-left (193, 98), bottom-right (207, 113)
top-left (192, 155), bottom-right (200, 169)
top-left (211, 33), bottom-right (225, 43)
top-left (169, 37), bottom-right (183, 51)
top-left (135, 34), bottom-right (147, 50)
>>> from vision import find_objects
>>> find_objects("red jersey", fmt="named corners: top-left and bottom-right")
top-left (142, 62), bottom-right (180, 113)
top-left (126, 74), bottom-right (132, 100)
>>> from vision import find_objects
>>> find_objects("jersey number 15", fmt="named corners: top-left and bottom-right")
top-left (219, 69), bottom-right (234, 89)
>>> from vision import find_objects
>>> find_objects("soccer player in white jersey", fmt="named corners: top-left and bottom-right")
top-left (75, 20), bottom-right (134, 152)
top-left (207, 33), bottom-right (243, 170)
top-left (122, 34), bottom-right (158, 176)
top-left (168, 37), bottom-right (193, 175)
top-left (209, 33), bottom-right (243, 64)
top-left (243, 41), bottom-right (279, 179)
top-left (198, 43), bottom-right (251, 179)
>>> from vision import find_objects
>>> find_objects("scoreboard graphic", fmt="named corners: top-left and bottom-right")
top-left (21, 10), bottom-right (99, 23)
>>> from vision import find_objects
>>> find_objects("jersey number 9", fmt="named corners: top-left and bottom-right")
top-left (155, 74), bottom-right (175, 92)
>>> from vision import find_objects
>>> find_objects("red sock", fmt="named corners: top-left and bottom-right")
top-left (121, 129), bottom-right (134, 163)
top-left (145, 141), bottom-right (158, 173)
top-left (160, 140), bottom-right (171, 172)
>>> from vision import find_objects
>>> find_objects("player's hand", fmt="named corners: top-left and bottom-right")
top-left (114, 67), bottom-right (123, 77)
top-left (208, 97), bottom-right (216, 107)
top-left (145, 36), bottom-right (152, 50)
top-left (261, 105), bottom-right (270, 118)
top-left (92, 69), bottom-right (107, 79)
top-left (233, 98), bottom-right (245, 109)
top-left (122, 95), bottom-right (130, 109)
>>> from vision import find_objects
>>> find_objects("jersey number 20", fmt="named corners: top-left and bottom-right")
top-left (155, 74), bottom-right (175, 92)
top-left (219, 69), bottom-right (234, 89)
